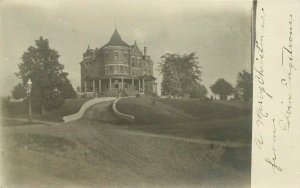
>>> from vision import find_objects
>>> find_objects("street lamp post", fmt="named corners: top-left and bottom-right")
top-left (27, 78), bottom-right (32, 122)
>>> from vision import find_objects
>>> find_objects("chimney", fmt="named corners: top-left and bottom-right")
top-left (144, 46), bottom-right (147, 56)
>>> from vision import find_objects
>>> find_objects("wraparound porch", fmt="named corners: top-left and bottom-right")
top-left (83, 77), bottom-right (146, 96)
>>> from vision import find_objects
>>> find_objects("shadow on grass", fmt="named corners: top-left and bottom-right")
top-left (11, 133), bottom-right (76, 152)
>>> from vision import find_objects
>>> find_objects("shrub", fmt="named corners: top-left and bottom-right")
top-left (1, 96), bottom-right (11, 116)
top-left (151, 93), bottom-right (158, 98)
top-left (121, 89), bottom-right (128, 97)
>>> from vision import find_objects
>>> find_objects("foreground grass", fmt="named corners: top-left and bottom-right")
top-left (1, 99), bottom-right (251, 187)
top-left (2, 117), bottom-right (251, 187)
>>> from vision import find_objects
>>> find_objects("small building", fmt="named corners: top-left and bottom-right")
top-left (80, 29), bottom-right (157, 97)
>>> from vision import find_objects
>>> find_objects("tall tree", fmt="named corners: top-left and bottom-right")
top-left (159, 54), bottom-right (182, 97)
top-left (62, 79), bottom-right (77, 99)
top-left (159, 53), bottom-right (202, 98)
top-left (189, 83), bottom-right (207, 99)
top-left (210, 79), bottom-right (233, 100)
top-left (16, 37), bottom-right (75, 114)
top-left (179, 53), bottom-right (202, 96)
top-left (236, 70), bottom-right (252, 101)
top-left (11, 83), bottom-right (27, 99)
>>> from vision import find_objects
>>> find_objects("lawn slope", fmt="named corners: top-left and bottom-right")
top-left (117, 97), bottom-right (251, 124)
top-left (116, 97), bottom-right (252, 143)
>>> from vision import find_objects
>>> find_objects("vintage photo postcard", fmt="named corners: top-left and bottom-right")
top-left (0, 0), bottom-right (299, 187)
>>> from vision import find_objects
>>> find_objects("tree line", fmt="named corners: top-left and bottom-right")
top-left (159, 52), bottom-right (252, 101)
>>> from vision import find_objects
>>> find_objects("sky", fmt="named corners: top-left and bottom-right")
top-left (0, 0), bottom-right (252, 97)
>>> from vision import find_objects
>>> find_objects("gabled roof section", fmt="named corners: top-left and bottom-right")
top-left (103, 29), bottom-right (129, 48)
top-left (130, 40), bottom-right (143, 55)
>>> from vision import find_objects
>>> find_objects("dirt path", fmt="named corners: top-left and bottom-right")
top-left (115, 129), bottom-right (251, 148)
top-left (82, 102), bottom-right (120, 123)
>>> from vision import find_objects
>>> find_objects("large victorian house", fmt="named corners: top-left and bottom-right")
top-left (80, 29), bottom-right (157, 97)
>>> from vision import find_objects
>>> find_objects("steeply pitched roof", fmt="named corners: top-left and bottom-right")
top-left (103, 29), bottom-right (129, 47)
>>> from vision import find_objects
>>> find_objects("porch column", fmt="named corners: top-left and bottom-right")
top-left (121, 78), bottom-right (124, 89)
top-left (93, 80), bottom-right (95, 92)
top-left (84, 81), bottom-right (87, 93)
top-left (132, 79), bottom-right (134, 91)
top-left (138, 80), bottom-right (141, 92)
top-left (109, 77), bottom-right (112, 90)
top-left (143, 79), bottom-right (145, 94)
top-left (99, 79), bottom-right (101, 93)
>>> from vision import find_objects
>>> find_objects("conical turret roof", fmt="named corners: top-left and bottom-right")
top-left (103, 29), bottom-right (129, 47)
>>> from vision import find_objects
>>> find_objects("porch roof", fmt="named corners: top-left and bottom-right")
top-left (139, 75), bottom-right (156, 81)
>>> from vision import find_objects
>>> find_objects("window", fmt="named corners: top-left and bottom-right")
top-left (105, 52), bottom-right (109, 61)
top-left (120, 66), bottom-right (124, 73)
top-left (124, 51), bottom-right (128, 61)
top-left (113, 66), bottom-right (118, 74)
top-left (114, 52), bottom-right (118, 61)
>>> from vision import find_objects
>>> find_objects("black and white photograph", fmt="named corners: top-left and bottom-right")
top-left (1, 0), bottom-right (255, 187)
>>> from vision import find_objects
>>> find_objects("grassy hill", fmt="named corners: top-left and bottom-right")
top-left (116, 97), bottom-right (252, 143)
top-left (117, 97), bottom-right (251, 124)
